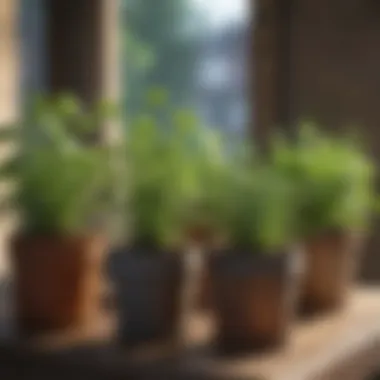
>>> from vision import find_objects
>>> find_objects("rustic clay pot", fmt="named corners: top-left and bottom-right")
top-left (112, 250), bottom-right (195, 347)
top-left (300, 230), bottom-right (362, 314)
top-left (210, 249), bottom-right (301, 354)
top-left (11, 234), bottom-right (106, 336)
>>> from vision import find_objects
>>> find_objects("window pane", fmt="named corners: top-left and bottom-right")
top-left (122, 0), bottom-right (250, 136)
top-left (20, 0), bottom-right (48, 104)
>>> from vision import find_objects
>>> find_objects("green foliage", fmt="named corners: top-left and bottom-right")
top-left (145, 87), bottom-right (170, 108)
top-left (0, 95), bottom-right (115, 236)
top-left (270, 124), bottom-right (376, 238)
top-left (203, 158), bottom-right (296, 252)
top-left (124, 93), bottom-right (298, 252)
top-left (125, 103), bottom-right (223, 250)
top-left (123, 94), bottom-right (377, 252)
top-left (122, 0), bottom-right (205, 116)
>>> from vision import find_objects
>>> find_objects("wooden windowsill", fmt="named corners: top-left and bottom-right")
top-left (1, 288), bottom-right (380, 380)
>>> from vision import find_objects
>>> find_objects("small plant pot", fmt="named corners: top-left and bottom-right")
top-left (300, 230), bottom-right (362, 315)
top-left (112, 250), bottom-right (190, 347)
top-left (210, 249), bottom-right (301, 354)
top-left (11, 234), bottom-right (106, 336)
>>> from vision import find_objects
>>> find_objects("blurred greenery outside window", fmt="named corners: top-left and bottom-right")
top-left (121, 0), bottom-right (251, 139)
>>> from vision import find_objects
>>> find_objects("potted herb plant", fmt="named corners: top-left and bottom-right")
top-left (187, 135), bottom-right (256, 311)
top-left (207, 160), bottom-right (301, 353)
top-left (1, 95), bottom-right (113, 335)
top-left (112, 109), bottom-right (201, 347)
top-left (271, 125), bottom-right (375, 314)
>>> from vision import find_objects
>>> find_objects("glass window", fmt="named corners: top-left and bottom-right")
top-left (122, 0), bottom-right (250, 136)
top-left (20, 0), bottom-right (48, 105)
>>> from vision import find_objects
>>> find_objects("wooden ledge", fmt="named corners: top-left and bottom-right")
top-left (183, 288), bottom-right (380, 380)
top-left (1, 288), bottom-right (380, 380)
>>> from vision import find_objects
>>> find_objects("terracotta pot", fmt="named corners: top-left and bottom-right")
top-left (113, 250), bottom-right (191, 347)
top-left (210, 249), bottom-right (301, 354)
top-left (11, 234), bottom-right (106, 336)
top-left (300, 230), bottom-right (362, 314)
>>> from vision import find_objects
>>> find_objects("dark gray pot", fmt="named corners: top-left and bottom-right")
top-left (112, 248), bottom-right (201, 347)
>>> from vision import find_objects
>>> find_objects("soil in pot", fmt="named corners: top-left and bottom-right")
top-left (210, 249), bottom-right (301, 355)
top-left (300, 230), bottom-right (362, 315)
top-left (11, 234), bottom-right (106, 336)
top-left (112, 250), bottom-right (196, 348)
